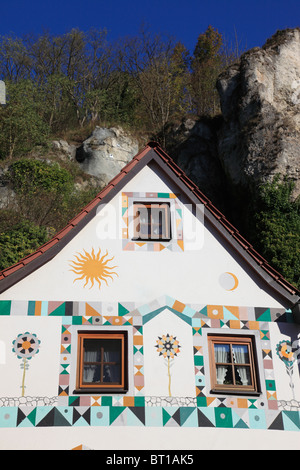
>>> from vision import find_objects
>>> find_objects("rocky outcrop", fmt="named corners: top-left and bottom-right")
top-left (169, 117), bottom-right (228, 211)
top-left (75, 126), bottom-right (139, 186)
top-left (216, 28), bottom-right (300, 199)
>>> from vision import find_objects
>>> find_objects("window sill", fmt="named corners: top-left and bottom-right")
top-left (210, 389), bottom-right (261, 397)
top-left (132, 238), bottom-right (172, 242)
top-left (73, 388), bottom-right (128, 395)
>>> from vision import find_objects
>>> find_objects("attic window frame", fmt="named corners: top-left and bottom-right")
top-left (132, 201), bottom-right (171, 242)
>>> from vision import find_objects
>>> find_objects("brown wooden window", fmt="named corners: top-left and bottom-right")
top-left (75, 331), bottom-right (128, 393)
top-left (133, 202), bottom-right (171, 241)
top-left (208, 335), bottom-right (259, 394)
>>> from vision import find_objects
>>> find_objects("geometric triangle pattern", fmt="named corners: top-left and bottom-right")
top-left (1, 405), bottom-right (300, 431)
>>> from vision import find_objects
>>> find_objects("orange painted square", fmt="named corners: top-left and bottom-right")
top-left (123, 396), bottom-right (135, 407)
top-left (172, 300), bottom-right (186, 313)
top-left (133, 335), bottom-right (143, 345)
top-left (229, 320), bottom-right (241, 329)
top-left (248, 321), bottom-right (259, 330)
top-left (207, 306), bottom-right (223, 319)
top-left (237, 398), bottom-right (248, 408)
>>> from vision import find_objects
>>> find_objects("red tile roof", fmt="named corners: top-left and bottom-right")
top-left (0, 141), bottom-right (299, 302)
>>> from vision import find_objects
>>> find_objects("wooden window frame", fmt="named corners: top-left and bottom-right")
top-left (74, 331), bottom-right (128, 394)
top-left (132, 202), bottom-right (171, 241)
top-left (208, 334), bottom-right (260, 395)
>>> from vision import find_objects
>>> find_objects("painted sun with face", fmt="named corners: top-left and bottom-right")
top-left (69, 248), bottom-right (118, 289)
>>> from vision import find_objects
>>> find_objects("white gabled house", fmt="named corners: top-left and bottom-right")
top-left (0, 141), bottom-right (299, 450)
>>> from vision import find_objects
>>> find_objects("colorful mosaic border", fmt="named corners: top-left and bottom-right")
top-left (1, 297), bottom-right (298, 431)
top-left (1, 404), bottom-right (300, 430)
top-left (121, 192), bottom-right (184, 252)
top-left (0, 297), bottom-right (290, 322)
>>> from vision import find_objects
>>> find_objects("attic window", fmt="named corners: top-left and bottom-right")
top-left (208, 335), bottom-right (260, 395)
top-left (132, 202), bottom-right (171, 241)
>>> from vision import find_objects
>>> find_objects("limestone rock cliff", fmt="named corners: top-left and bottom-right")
top-left (75, 126), bottom-right (139, 186)
top-left (216, 28), bottom-right (300, 200)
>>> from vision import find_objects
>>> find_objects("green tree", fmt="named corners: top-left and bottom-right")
top-left (189, 25), bottom-right (224, 116)
top-left (0, 80), bottom-right (50, 159)
top-left (249, 176), bottom-right (300, 289)
top-left (7, 158), bottom-right (74, 227)
top-left (0, 219), bottom-right (48, 270)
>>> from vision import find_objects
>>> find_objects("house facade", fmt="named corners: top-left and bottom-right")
top-left (0, 142), bottom-right (299, 450)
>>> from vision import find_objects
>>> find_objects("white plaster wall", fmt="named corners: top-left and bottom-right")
top-left (0, 165), bottom-right (287, 309)
top-left (143, 309), bottom-right (195, 397)
top-left (0, 317), bottom-right (61, 398)
top-left (0, 426), bottom-right (300, 450)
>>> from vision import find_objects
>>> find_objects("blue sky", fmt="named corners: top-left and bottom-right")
top-left (1, 0), bottom-right (299, 52)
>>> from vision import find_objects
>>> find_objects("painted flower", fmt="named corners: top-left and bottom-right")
top-left (12, 332), bottom-right (41, 360)
top-left (276, 340), bottom-right (295, 367)
top-left (155, 334), bottom-right (181, 359)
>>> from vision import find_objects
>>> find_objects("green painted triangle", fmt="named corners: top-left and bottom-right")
top-left (27, 408), bottom-right (37, 426)
top-left (118, 303), bottom-right (130, 316)
top-left (49, 303), bottom-right (66, 316)
top-left (69, 396), bottom-right (79, 405)
top-left (110, 406), bottom-right (126, 425)
top-left (248, 400), bottom-right (257, 409)
top-left (199, 306), bottom-right (207, 317)
top-left (162, 409), bottom-right (172, 426)
top-left (234, 418), bottom-right (249, 428)
top-left (122, 207), bottom-right (127, 216)
top-left (180, 407), bottom-right (195, 425)
top-left (256, 308), bottom-right (271, 322)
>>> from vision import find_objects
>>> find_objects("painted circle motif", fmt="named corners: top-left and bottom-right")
top-left (219, 272), bottom-right (239, 291)
top-left (12, 332), bottom-right (41, 360)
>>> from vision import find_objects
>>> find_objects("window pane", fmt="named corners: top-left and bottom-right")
top-left (232, 344), bottom-right (250, 364)
top-left (103, 364), bottom-right (121, 383)
top-left (214, 344), bottom-right (230, 363)
top-left (234, 366), bottom-right (252, 386)
top-left (216, 365), bottom-right (233, 385)
top-left (83, 339), bottom-right (101, 362)
top-left (102, 339), bottom-right (122, 363)
top-left (138, 208), bottom-right (149, 225)
top-left (83, 364), bottom-right (101, 383)
top-left (83, 338), bottom-right (121, 362)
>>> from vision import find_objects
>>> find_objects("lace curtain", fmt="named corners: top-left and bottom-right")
top-left (232, 345), bottom-right (251, 386)
top-left (214, 343), bottom-right (251, 386)
top-left (214, 344), bottom-right (229, 384)
top-left (83, 347), bottom-right (120, 383)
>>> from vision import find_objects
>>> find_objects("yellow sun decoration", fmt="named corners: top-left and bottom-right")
top-left (69, 248), bottom-right (118, 289)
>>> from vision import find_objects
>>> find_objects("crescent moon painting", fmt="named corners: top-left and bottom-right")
top-left (219, 272), bottom-right (239, 291)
